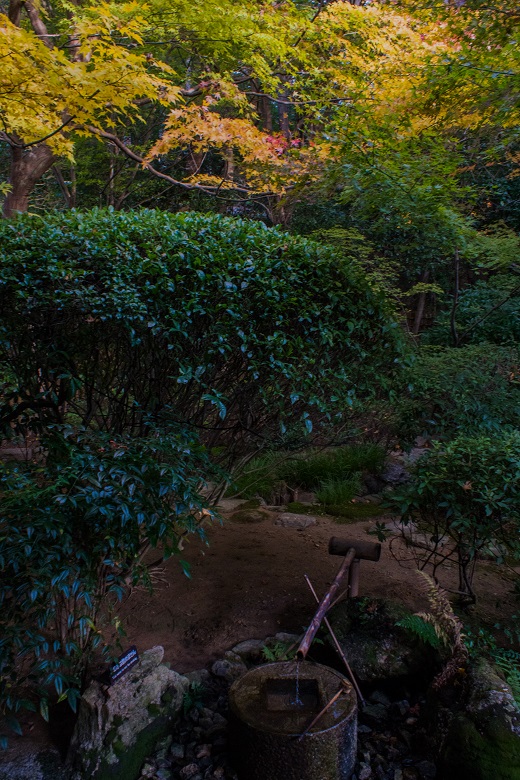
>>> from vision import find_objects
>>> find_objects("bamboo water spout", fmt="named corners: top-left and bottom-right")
top-left (296, 548), bottom-right (356, 660)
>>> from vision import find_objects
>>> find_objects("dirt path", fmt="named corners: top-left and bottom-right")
top-left (119, 510), bottom-right (518, 673)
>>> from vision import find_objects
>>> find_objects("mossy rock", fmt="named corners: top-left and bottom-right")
top-left (439, 659), bottom-right (520, 780)
top-left (238, 499), bottom-right (262, 509)
top-left (327, 597), bottom-right (438, 684)
top-left (67, 646), bottom-right (188, 780)
top-left (94, 715), bottom-right (174, 780)
top-left (440, 714), bottom-right (520, 780)
top-left (229, 508), bottom-right (268, 524)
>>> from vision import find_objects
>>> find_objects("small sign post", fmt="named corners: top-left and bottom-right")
top-left (109, 645), bottom-right (140, 685)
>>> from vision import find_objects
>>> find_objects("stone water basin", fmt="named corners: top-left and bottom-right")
top-left (229, 660), bottom-right (357, 780)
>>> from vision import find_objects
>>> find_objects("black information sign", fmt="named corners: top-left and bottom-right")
top-left (110, 645), bottom-right (139, 684)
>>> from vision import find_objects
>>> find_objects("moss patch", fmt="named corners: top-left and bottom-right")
top-left (95, 715), bottom-right (174, 780)
top-left (285, 500), bottom-right (385, 521)
top-left (286, 502), bottom-right (327, 515)
top-left (328, 503), bottom-right (385, 522)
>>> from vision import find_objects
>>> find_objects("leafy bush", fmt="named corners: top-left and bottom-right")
top-left (394, 344), bottom-right (520, 441)
top-left (228, 452), bottom-right (285, 500)
top-left (0, 424), bottom-right (215, 743)
top-left (425, 281), bottom-right (520, 346)
top-left (0, 209), bottom-right (405, 461)
top-left (386, 432), bottom-right (520, 601)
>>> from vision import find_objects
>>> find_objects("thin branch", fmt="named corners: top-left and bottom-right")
top-left (83, 125), bottom-right (275, 198)
top-left (243, 91), bottom-right (352, 106)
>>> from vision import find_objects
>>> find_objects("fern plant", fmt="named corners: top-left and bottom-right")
top-left (400, 571), bottom-right (468, 689)
top-left (261, 640), bottom-right (295, 663)
top-left (396, 614), bottom-right (443, 650)
top-left (494, 651), bottom-right (520, 706)
top-left (182, 682), bottom-right (206, 715)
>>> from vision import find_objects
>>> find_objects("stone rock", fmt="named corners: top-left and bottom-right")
top-left (363, 474), bottom-right (385, 495)
top-left (155, 770), bottom-right (172, 780)
top-left (381, 460), bottom-right (410, 485)
top-left (211, 658), bottom-right (247, 683)
top-left (369, 690), bottom-right (391, 706)
top-left (180, 763), bottom-right (200, 779)
top-left (215, 498), bottom-right (249, 513)
top-left (439, 659), bottom-right (520, 780)
top-left (274, 632), bottom-right (302, 645)
top-left (170, 743), bottom-right (185, 760)
top-left (185, 669), bottom-right (212, 688)
top-left (416, 760), bottom-right (436, 778)
top-left (0, 746), bottom-right (67, 780)
top-left (67, 646), bottom-right (188, 780)
top-left (294, 491), bottom-right (317, 504)
top-left (403, 448), bottom-right (428, 465)
top-left (229, 509), bottom-right (268, 524)
top-left (363, 494), bottom-right (383, 505)
top-left (230, 639), bottom-right (266, 663)
top-left (362, 704), bottom-right (388, 723)
top-left (327, 598), bottom-right (436, 684)
top-left (273, 512), bottom-right (317, 529)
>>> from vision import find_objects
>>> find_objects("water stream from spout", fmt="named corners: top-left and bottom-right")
top-left (292, 659), bottom-right (303, 707)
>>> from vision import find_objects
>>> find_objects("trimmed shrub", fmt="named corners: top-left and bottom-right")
top-left (0, 209), bottom-right (405, 460)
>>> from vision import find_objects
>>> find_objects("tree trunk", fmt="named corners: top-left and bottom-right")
top-left (450, 249), bottom-right (460, 347)
top-left (412, 269), bottom-right (430, 335)
top-left (259, 94), bottom-right (273, 132)
top-left (3, 143), bottom-right (55, 218)
top-left (278, 90), bottom-right (291, 140)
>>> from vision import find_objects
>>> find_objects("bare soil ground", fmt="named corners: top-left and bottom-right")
top-left (119, 509), bottom-right (519, 673)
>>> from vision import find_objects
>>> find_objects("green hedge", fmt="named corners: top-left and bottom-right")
top-left (0, 209), bottom-right (405, 456)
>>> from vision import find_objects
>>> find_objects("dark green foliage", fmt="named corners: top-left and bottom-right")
top-left (327, 503), bottom-right (385, 522)
top-left (394, 344), bottom-right (520, 441)
top-left (425, 281), bottom-right (520, 346)
top-left (281, 444), bottom-right (386, 489)
top-left (0, 209), bottom-right (404, 462)
top-left (396, 614), bottom-right (442, 650)
top-left (316, 476), bottom-right (361, 505)
top-left (229, 443), bottom-right (386, 500)
top-left (182, 682), bottom-right (205, 715)
top-left (387, 432), bottom-right (520, 601)
top-left (0, 424), bottom-right (215, 743)
top-left (308, 227), bottom-right (401, 305)
top-left (494, 651), bottom-right (520, 706)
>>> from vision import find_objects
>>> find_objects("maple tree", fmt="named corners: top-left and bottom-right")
top-left (0, 0), bottom-right (446, 219)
